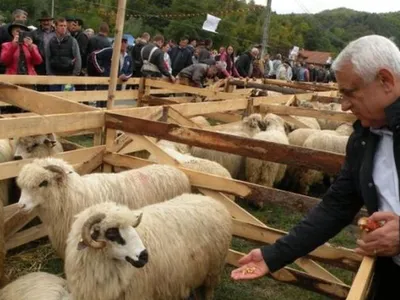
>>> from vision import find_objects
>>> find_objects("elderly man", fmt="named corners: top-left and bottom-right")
top-left (231, 35), bottom-right (400, 300)
top-left (235, 47), bottom-right (259, 78)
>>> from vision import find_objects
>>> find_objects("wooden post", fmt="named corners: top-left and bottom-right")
top-left (137, 77), bottom-right (146, 107)
top-left (104, 0), bottom-right (127, 172)
top-left (0, 200), bottom-right (5, 287)
top-left (106, 0), bottom-right (127, 110)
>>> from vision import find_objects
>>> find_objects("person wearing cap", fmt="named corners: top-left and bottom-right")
top-left (0, 20), bottom-right (42, 75)
top-left (0, 9), bottom-right (28, 74)
top-left (90, 35), bottom-right (133, 107)
top-left (46, 17), bottom-right (81, 91)
top-left (65, 17), bottom-right (75, 33)
top-left (31, 11), bottom-right (55, 90)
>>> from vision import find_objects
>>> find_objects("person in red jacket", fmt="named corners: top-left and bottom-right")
top-left (0, 20), bottom-right (42, 75)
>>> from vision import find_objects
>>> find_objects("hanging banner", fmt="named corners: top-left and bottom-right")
top-left (202, 14), bottom-right (221, 33)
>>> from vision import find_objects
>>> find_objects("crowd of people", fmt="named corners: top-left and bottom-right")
top-left (0, 8), bottom-right (336, 109)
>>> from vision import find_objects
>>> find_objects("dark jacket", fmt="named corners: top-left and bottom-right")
top-left (130, 38), bottom-right (147, 77)
top-left (31, 27), bottom-right (56, 75)
top-left (0, 23), bottom-right (12, 74)
top-left (169, 46), bottom-right (193, 76)
top-left (86, 33), bottom-right (111, 55)
top-left (91, 47), bottom-right (133, 79)
top-left (140, 43), bottom-right (171, 78)
top-left (86, 33), bottom-right (111, 76)
top-left (46, 34), bottom-right (81, 75)
top-left (198, 46), bottom-right (211, 63)
top-left (261, 99), bottom-right (400, 273)
top-left (235, 52), bottom-right (253, 77)
top-left (72, 30), bottom-right (89, 69)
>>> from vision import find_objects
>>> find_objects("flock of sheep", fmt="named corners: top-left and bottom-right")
top-left (0, 98), bottom-right (352, 300)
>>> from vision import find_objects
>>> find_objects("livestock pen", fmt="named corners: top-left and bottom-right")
top-left (0, 74), bottom-right (373, 300)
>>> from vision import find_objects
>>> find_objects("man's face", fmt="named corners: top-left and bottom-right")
top-left (67, 21), bottom-right (74, 32)
top-left (71, 22), bottom-right (81, 33)
top-left (40, 20), bottom-right (52, 30)
top-left (121, 40), bottom-right (128, 52)
top-left (56, 21), bottom-right (68, 36)
top-left (179, 39), bottom-right (188, 48)
top-left (14, 13), bottom-right (27, 22)
top-left (336, 62), bottom-right (396, 128)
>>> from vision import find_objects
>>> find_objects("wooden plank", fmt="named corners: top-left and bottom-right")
top-left (232, 219), bottom-right (361, 271)
top-left (262, 78), bottom-right (337, 92)
top-left (146, 79), bottom-right (244, 100)
top-left (6, 224), bottom-right (48, 251)
top-left (261, 104), bottom-right (356, 123)
top-left (0, 83), bottom-right (96, 114)
top-left (4, 209), bottom-right (37, 241)
top-left (107, 0), bottom-right (127, 110)
top-left (110, 106), bottom-right (162, 118)
top-left (205, 112), bottom-right (242, 123)
top-left (230, 79), bottom-right (308, 94)
top-left (0, 74), bottom-right (140, 85)
top-left (105, 112), bottom-right (345, 174)
top-left (0, 111), bottom-right (104, 139)
top-left (227, 250), bottom-right (349, 299)
top-left (346, 257), bottom-right (375, 300)
top-left (168, 107), bottom-right (204, 128)
top-left (44, 90), bottom-right (138, 102)
top-left (0, 146), bottom-right (105, 180)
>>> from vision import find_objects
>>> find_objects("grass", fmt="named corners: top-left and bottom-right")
top-left (4, 134), bottom-right (359, 299)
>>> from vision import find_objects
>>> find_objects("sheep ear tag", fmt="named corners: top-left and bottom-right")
top-left (77, 239), bottom-right (88, 250)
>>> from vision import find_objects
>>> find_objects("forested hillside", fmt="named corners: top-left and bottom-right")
top-left (1, 0), bottom-right (399, 55)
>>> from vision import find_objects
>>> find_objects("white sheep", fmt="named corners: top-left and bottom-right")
top-left (245, 114), bottom-right (289, 205)
top-left (16, 158), bottom-right (191, 259)
top-left (295, 131), bottom-right (349, 195)
top-left (65, 194), bottom-right (232, 300)
top-left (190, 130), bottom-right (248, 179)
top-left (0, 139), bottom-right (14, 206)
top-left (288, 128), bottom-right (339, 147)
top-left (13, 133), bottom-right (63, 160)
top-left (335, 123), bottom-right (354, 136)
top-left (0, 272), bottom-right (70, 300)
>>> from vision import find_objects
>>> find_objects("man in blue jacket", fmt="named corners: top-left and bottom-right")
top-left (231, 35), bottom-right (400, 300)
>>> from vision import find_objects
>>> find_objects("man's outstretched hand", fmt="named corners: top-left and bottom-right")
top-left (231, 249), bottom-right (269, 280)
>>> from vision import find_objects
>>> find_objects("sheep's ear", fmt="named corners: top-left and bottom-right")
top-left (77, 239), bottom-right (88, 251)
top-left (284, 122), bottom-right (294, 134)
top-left (44, 165), bottom-right (66, 182)
top-left (257, 120), bottom-right (267, 131)
top-left (242, 117), bottom-right (249, 124)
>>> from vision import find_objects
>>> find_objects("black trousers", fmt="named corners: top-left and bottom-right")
top-left (367, 257), bottom-right (400, 300)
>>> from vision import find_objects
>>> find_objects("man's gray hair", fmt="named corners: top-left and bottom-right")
top-left (12, 9), bottom-right (28, 18)
top-left (332, 35), bottom-right (400, 83)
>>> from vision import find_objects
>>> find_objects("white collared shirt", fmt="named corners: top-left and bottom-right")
top-left (371, 127), bottom-right (400, 265)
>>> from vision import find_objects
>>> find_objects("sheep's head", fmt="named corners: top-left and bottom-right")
top-left (16, 157), bottom-right (74, 213)
top-left (242, 113), bottom-right (265, 131)
top-left (14, 133), bottom-right (58, 160)
top-left (75, 203), bottom-right (148, 268)
top-left (263, 113), bottom-right (286, 132)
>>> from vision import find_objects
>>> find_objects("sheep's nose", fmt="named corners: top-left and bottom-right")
top-left (139, 249), bottom-right (149, 263)
top-left (14, 155), bottom-right (23, 160)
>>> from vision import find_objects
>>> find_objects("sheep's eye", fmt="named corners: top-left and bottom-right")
top-left (39, 180), bottom-right (48, 187)
top-left (105, 228), bottom-right (125, 245)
